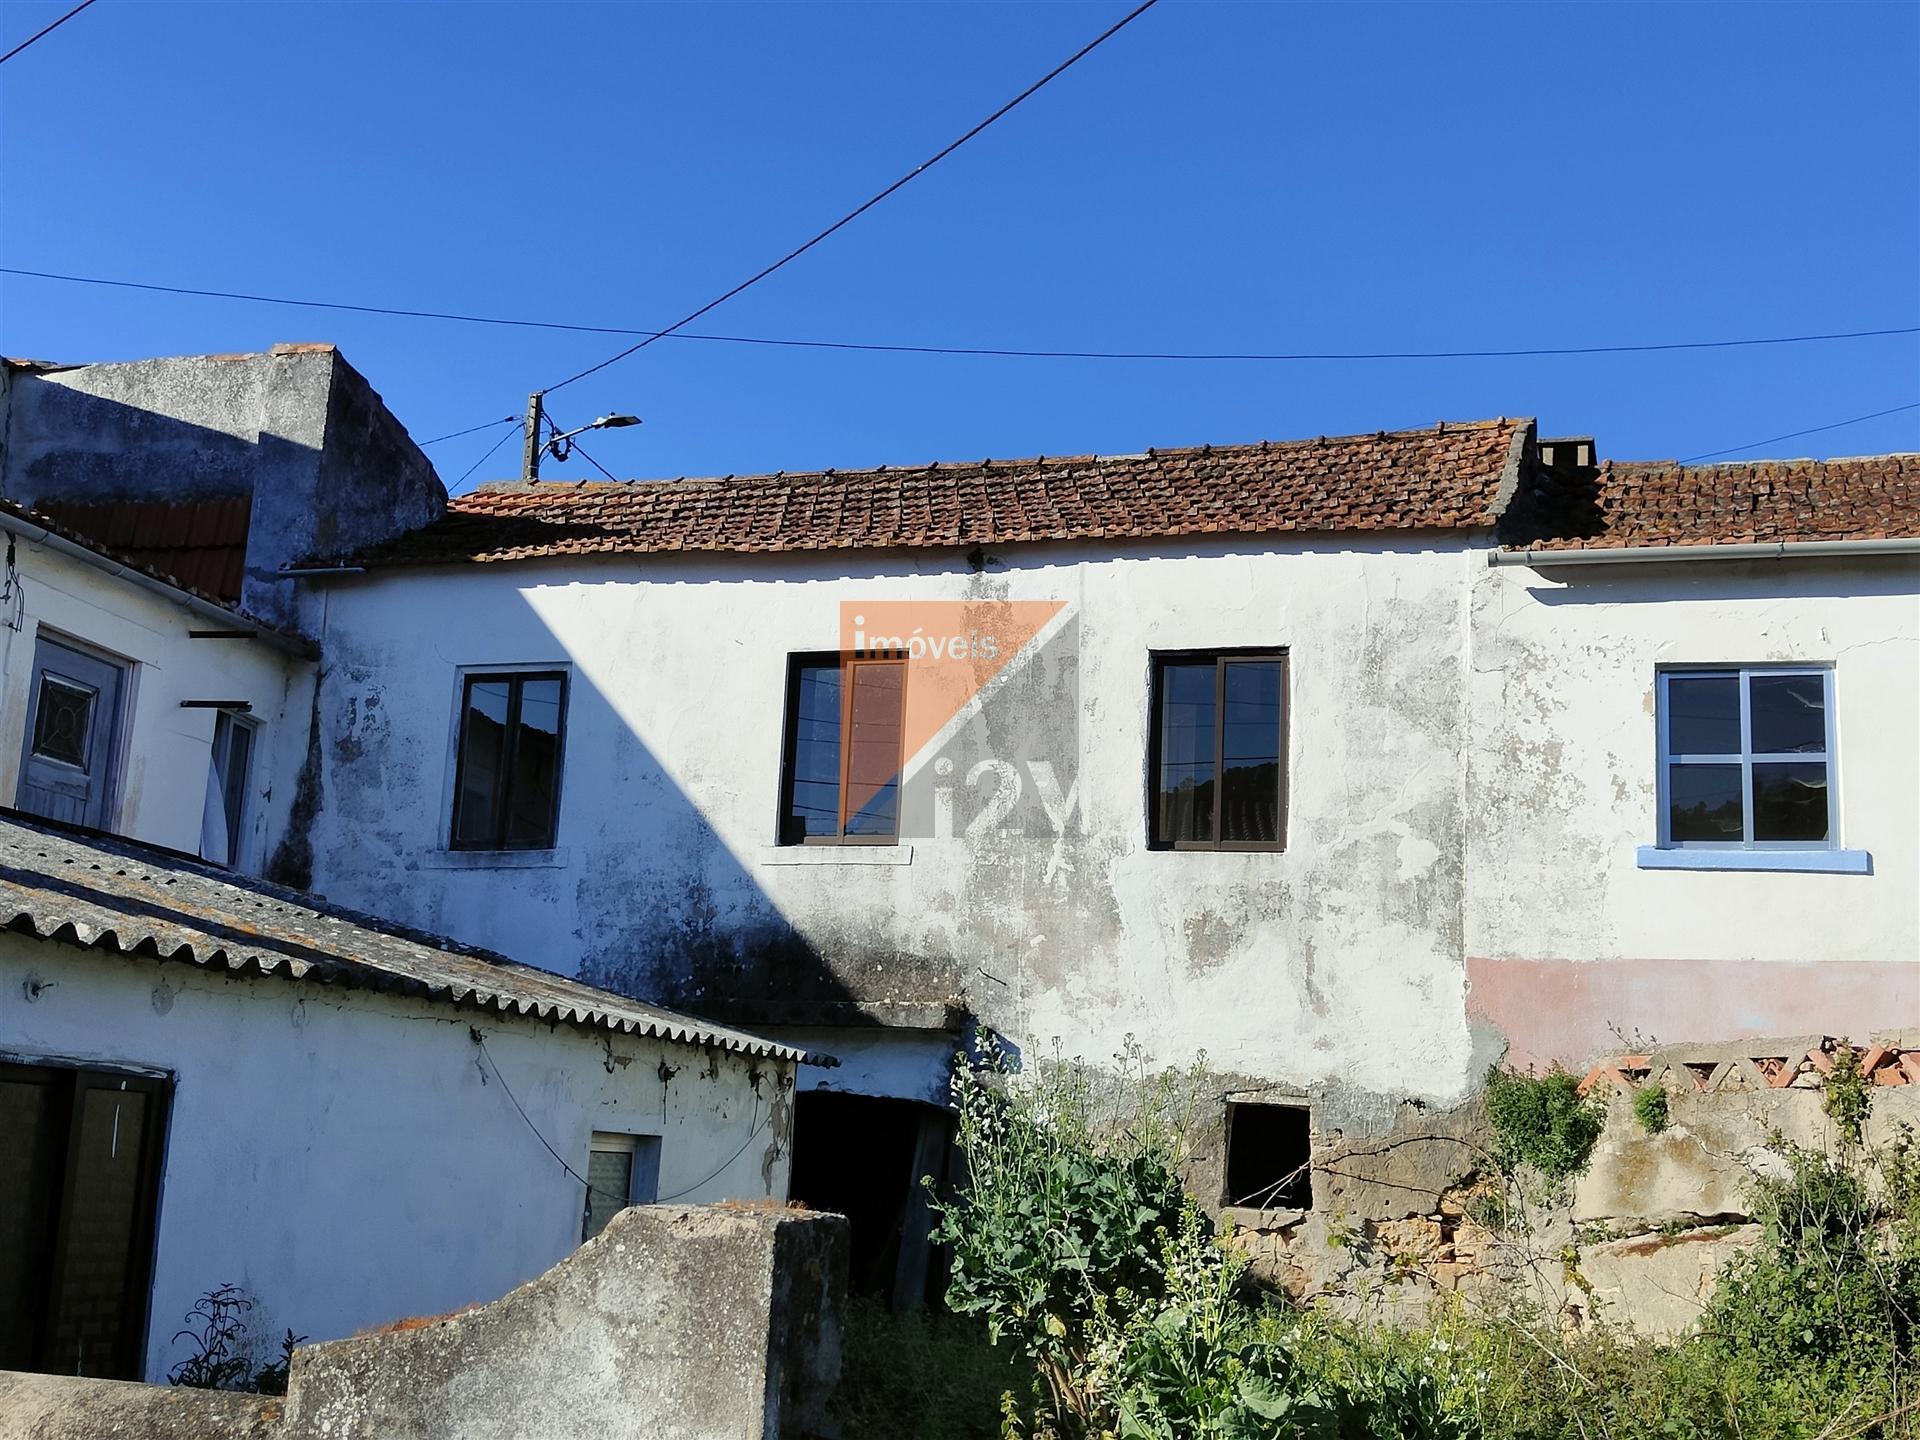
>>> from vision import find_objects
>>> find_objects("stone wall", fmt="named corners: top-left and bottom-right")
top-left (0, 1203), bottom-right (847, 1440)
top-left (1228, 1033), bottom-right (1920, 1337)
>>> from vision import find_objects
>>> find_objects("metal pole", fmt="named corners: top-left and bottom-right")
top-left (522, 391), bottom-right (545, 481)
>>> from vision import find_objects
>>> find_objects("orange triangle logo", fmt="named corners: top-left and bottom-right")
top-left (838, 599), bottom-right (1066, 817)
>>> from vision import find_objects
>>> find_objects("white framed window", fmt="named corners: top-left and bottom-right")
top-left (1640, 665), bottom-right (1867, 873)
top-left (199, 710), bottom-right (257, 868)
top-left (581, 1132), bottom-right (661, 1243)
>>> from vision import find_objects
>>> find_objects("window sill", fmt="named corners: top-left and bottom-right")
top-left (1635, 845), bottom-right (1872, 875)
top-left (760, 845), bottom-right (914, 867)
top-left (422, 848), bottom-right (572, 870)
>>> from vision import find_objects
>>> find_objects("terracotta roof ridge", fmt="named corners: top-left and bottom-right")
top-left (1606, 452), bottom-right (1920, 473)
top-left (457, 417), bottom-right (1522, 501)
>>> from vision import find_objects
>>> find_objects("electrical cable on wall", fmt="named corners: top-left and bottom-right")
top-left (471, 1030), bottom-right (775, 1212)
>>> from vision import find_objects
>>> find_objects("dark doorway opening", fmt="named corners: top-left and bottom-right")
top-left (789, 1091), bottom-right (949, 1308)
top-left (1222, 1101), bottom-right (1312, 1210)
top-left (0, 1060), bottom-right (171, 1379)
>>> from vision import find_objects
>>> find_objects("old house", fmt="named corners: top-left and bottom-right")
top-left (0, 354), bottom-right (811, 1385)
top-left (287, 408), bottom-right (1918, 1300)
top-left (6, 342), bottom-right (1915, 1313)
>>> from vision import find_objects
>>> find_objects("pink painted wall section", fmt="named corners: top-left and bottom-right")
top-left (1467, 956), bottom-right (1920, 1071)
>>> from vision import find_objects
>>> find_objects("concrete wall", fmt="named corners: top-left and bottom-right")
top-left (0, 936), bottom-right (796, 1384)
top-left (0, 348), bottom-right (444, 632)
top-left (0, 535), bottom-right (314, 874)
top-left (1465, 555), bottom-right (1920, 1068)
top-left (301, 536), bottom-right (1486, 1115)
top-left (0, 1204), bottom-right (845, 1440)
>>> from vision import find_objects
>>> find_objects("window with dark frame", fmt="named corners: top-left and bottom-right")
top-left (0, 1061), bottom-right (171, 1380)
top-left (201, 710), bottom-right (255, 868)
top-left (450, 671), bottom-right (568, 850)
top-left (778, 653), bottom-right (907, 845)
top-left (1656, 667), bottom-right (1836, 849)
top-left (1222, 1101), bottom-right (1312, 1211)
top-left (1149, 652), bottom-right (1288, 850)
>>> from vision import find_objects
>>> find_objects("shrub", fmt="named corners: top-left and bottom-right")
top-left (1483, 1066), bottom-right (1608, 1186)
top-left (1632, 1082), bottom-right (1670, 1135)
top-left (1823, 1040), bottom-right (1872, 1147)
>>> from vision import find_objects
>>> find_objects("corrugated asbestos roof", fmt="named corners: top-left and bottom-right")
top-left (0, 811), bottom-right (816, 1064)
top-left (344, 419), bottom-right (1531, 567)
top-left (1499, 453), bottom-right (1920, 550)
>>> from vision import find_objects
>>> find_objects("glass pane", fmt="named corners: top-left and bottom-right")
top-left (504, 677), bottom-right (564, 848)
top-left (0, 1073), bottom-right (61, 1370)
top-left (1753, 762), bottom-right (1829, 842)
top-left (1157, 663), bottom-right (1217, 842)
top-left (453, 680), bottom-right (511, 845)
top-left (844, 662), bottom-right (903, 837)
top-left (583, 1149), bottom-right (633, 1242)
top-left (46, 1086), bottom-right (150, 1378)
top-left (32, 677), bottom-right (95, 769)
top-left (1665, 675), bottom-right (1740, 755)
top-left (1221, 661), bottom-right (1283, 844)
top-left (219, 717), bottom-right (252, 864)
top-left (785, 666), bottom-right (843, 840)
top-left (1749, 674), bottom-right (1826, 755)
top-left (1668, 763), bottom-right (1743, 842)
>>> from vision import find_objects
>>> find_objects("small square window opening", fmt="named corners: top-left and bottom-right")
top-left (1222, 1101), bottom-right (1312, 1210)
top-left (582, 1132), bottom-right (662, 1243)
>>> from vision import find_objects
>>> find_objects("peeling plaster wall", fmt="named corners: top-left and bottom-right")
top-left (0, 937), bottom-right (792, 1384)
top-left (0, 540), bottom-right (313, 873)
top-left (303, 536), bottom-right (1482, 1109)
top-left (1465, 557), bottom-right (1920, 1068)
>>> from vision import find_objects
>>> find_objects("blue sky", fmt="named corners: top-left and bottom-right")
top-left (2, 0), bottom-right (1915, 492)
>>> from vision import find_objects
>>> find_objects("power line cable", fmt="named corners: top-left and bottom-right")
top-left (453, 419), bottom-right (524, 492)
top-left (537, 0), bottom-right (1165, 396)
top-left (1680, 402), bottom-right (1920, 464)
top-left (7, 266), bottom-right (1914, 366)
top-left (419, 416), bottom-right (517, 446)
top-left (0, 0), bottom-right (98, 67)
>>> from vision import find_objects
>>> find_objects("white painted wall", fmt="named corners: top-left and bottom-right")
top-left (0, 937), bottom-right (794, 1383)
top-left (306, 537), bottom-right (1483, 1110)
top-left (1465, 556), bottom-right (1920, 1060)
top-left (0, 539), bottom-right (313, 873)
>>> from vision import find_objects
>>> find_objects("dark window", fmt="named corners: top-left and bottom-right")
top-left (581, 1133), bottom-right (661, 1244)
top-left (1149, 652), bottom-right (1287, 850)
top-left (0, 1062), bottom-right (170, 1380)
top-left (1222, 1101), bottom-right (1312, 1210)
top-left (451, 671), bottom-right (568, 850)
top-left (1658, 668), bottom-right (1834, 848)
top-left (778, 654), bottom-right (906, 844)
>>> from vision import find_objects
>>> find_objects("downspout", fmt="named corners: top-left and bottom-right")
top-left (1488, 537), bottom-right (1920, 567)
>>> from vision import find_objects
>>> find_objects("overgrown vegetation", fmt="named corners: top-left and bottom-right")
top-left (168, 1285), bottom-right (305, 1395)
top-left (1483, 1066), bottom-right (1608, 1187)
top-left (869, 1037), bottom-right (1920, 1440)
top-left (1632, 1082), bottom-right (1670, 1135)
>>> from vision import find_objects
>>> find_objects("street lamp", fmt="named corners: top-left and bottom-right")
top-left (522, 391), bottom-right (642, 480)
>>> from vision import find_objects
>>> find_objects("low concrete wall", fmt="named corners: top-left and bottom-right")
top-left (0, 1371), bottom-right (280, 1439)
top-left (0, 1204), bottom-right (847, 1440)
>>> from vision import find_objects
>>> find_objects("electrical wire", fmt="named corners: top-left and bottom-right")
top-left (453, 419), bottom-right (524, 492)
top-left (0, 0), bottom-right (99, 67)
top-left (7, 267), bottom-right (1913, 366)
top-left (538, 408), bottom-right (622, 482)
top-left (419, 416), bottom-right (517, 447)
top-left (473, 1031), bottom-right (775, 1209)
top-left (538, 0), bottom-right (1165, 396)
top-left (1679, 401), bottom-right (1920, 464)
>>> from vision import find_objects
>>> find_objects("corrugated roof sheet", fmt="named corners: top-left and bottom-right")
top-left (0, 811), bottom-right (816, 1064)
top-left (1500, 453), bottom-right (1920, 550)
top-left (31, 497), bottom-right (252, 602)
top-left (344, 419), bottom-right (1532, 567)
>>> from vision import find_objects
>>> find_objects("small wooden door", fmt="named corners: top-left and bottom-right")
top-left (15, 637), bottom-right (126, 829)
